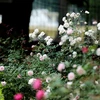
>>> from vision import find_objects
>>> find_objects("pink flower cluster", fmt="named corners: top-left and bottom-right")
top-left (14, 93), bottom-right (23, 100)
top-left (32, 79), bottom-right (45, 100)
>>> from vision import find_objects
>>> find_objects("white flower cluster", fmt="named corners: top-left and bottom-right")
top-left (29, 29), bottom-right (45, 40)
top-left (85, 29), bottom-right (94, 37)
top-left (66, 12), bottom-right (80, 19)
top-left (97, 23), bottom-right (100, 30)
top-left (58, 12), bottom-right (83, 46)
top-left (70, 36), bottom-right (82, 46)
top-left (38, 31), bottom-right (45, 39)
top-left (44, 36), bottom-right (53, 46)
top-left (58, 25), bottom-right (66, 34)
top-left (37, 53), bottom-right (49, 61)
top-left (29, 29), bottom-right (39, 39)
top-left (58, 12), bottom-right (80, 35)
top-left (29, 29), bottom-right (53, 45)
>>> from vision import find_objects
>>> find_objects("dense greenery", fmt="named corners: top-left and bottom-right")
top-left (0, 12), bottom-right (100, 100)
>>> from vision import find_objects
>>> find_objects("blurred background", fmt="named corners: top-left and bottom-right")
top-left (29, 0), bottom-right (100, 38)
top-left (0, 0), bottom-right (99, 38)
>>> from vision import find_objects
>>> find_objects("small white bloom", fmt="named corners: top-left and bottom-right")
top-left (73, 51), bottom-right (77, 55)
top-left (76, 66), bottom-right (86, 75)
top-left (85, 11), bottom-right (89, 14)
top-left (31, 45), bottom-right (35, 48)
top-left (59, 41), bottom-right (63, 45)
top-left (94, 40), bottom-right (98, 44)
top-left (41, 71), bottom-right (46, 75)
top-left (44, 36), bottom-right (51, 42)
top-left (46, 77), bottom-right (51, 83)
top-left (43, 54), bottom-right (48, 59)
top-left (76, 37), bottom-right (82, 42)
top-left (72, 64), bottom-right (77, 68)
top-left (92, 20), bottom-right (97, 25)
top-left (93, 66), bottom-right (97, 70)
top-left (39, 55), bottom-right (44, 61)
top-left (98, 27), bottom-right (100, 30)
top-left (70, 12), bottom-right (75, 17)
top-left (67, 82), bottom-right (73, 88)
top-left (46, 40), bottom-right (53, 45)
top-left (91, 49), bottom-right (95, 52)
top-left (96, 48), bottom-right (100, 56)
top-left (95, 81), bottom-right (99, 85)
top-left (73, 51), bottom-right (77, 58)
top-left (67, 82), bottom-right (73, 85)
top-left (28, 78), bottom-right (36, 85)
top-left (34, 29), bottom-right (39, 34)
top-left (29, 33), bottom-right (32, 38)
top-left (47, 85), bottom-right (51, 89)
top-left (80, 83), bottom-right (85, 88)
top-left (69, 21), bottom-right (73, 25)
top-left (38, 32), bottom-right (45, 39)
top-left (85, 31), bottom-right (89, 35)
top-left (61, 35), bottom-right (68, 42)
top-left (58, 25), bottom-right (66, 34)
top-left (48, 38), bottom-right (53, 43)
top-left (69, 36), bottom-right (73, 42)
top-left (37, 53), bottom-right (41, 57)
top-left (97, 23), bottom-right (100, 27)
top-left (84, 21), bottom-right (87, 25)
top-left (1, 81), bottom-right (6, 86)
top-left (30, 52), bottom-right (33, 56)
top-left (77, 13), bottom-right (80, 16)
top-left (62, 17), bottom-right (66, 21)
top-left (64, 22), bottom-right (69, 28)
top-left (31, 33), bottom-right (36, 39)
top-left (66, 13), bottom-right (70, 17)
top-left (27, 70), bottom-right (33, 76)
top-left (70, 39), bottom-right (76, 46)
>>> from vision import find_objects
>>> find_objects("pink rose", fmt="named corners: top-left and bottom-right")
top-left (67, 28), bottom-right (73, 35)
top-left (57, 62), bottom-right (65, 72)
top-left (0, 66), bottom-right (4, 71)
top-left (27, 70), bottom-right (33, 76)
top-left (32, 79), bottom-right (42, 90)
top-left (76, 66), bottom-right (86, 75)
top-left (82, 47), bottom-right (88, 53)
top-left (36, 90), bottom-right (45, 100)
top-left (14, 93), bottom-right (23, 100)
top-left (68, 72), bottom-right (75, 80)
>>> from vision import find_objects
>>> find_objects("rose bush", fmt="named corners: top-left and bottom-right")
top-left (0, 11), bottom-right (100, 100)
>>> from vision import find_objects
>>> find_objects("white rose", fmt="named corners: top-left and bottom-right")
top-left (96, 48), bottom-right (100, 56)
top-left (28, 78), bottom-right (36, 85)
top-left (85, 11), bottom-right (89, 14)
top-left (1, 81), bottom-right (6, 86)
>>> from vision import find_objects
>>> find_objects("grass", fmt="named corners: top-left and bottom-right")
top-left (0, 85), bottom-right (4, 100)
